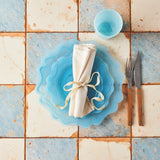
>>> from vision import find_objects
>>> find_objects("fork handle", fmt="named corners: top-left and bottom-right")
top-left (128, 88), bottom-right (132, 126)
top-left (137, 88), bottom-right (143, 126)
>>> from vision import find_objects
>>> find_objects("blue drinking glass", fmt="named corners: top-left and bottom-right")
top-left (94, 9), bottom-right (123, 39)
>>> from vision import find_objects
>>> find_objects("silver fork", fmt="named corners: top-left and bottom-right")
top-left (125, 58), bottom-right (135, 126)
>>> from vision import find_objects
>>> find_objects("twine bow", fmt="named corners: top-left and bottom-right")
top-left (54, 72), bottom-right (105, 111)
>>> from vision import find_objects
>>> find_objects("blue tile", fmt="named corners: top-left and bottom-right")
top-left (133, 138), bottom-right (160, 160)
top-left (0, 0), bottom-right (25, 31)
top-left (79, 116), bottom-right (130, 137)
top-left (131, 33), bottom-right (160, 83)
top-left (0, 86), bottom-right (24, 137)
top-left (79, 0), bottom-right (130, 31)
top-left (26, 138), bottom-right (77, 160)
top-left (27, 33), bottom-right (77, 84)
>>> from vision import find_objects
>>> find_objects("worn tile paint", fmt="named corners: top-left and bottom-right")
top-left (0, 0), bottom-right (160, 159)
top-left (26, 86), bottom-right (78, 137)
top-left (79, 85), bottom-right (130, 137)
top-left (132, 138), bottom-right (160, 160)
top-left (27, 0), bottom-right (77, 31)
top-left (131, 0), bottom-right (160, 31)
top-left (26, 138), bottom-right (77, 160)
top-left (131, 33), bottom-right (160, 83)
top-left (79, 138), bottom-right (130, 160)
top-left (0, 139), bottom-right (24, 160)
top-left (0, 0), bottom-right (25, 32)
top-left (79, 33), bottom-right (130, 83)
top-left (27, 33), bottom-right (77, 84)
top-left (0, 34), bottom-right (25, 84)
top-left (79, 0), bottom-right (130, 31)
top-left (132, 85), bottom-right (160, 136)
top-left (0, 86), bottom-right (24, 137)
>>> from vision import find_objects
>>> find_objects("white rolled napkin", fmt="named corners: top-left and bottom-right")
top-left (69, 44), bottom-right (96, 118)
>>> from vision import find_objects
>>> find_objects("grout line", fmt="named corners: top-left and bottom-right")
top-left (130, 0), bottom-right (132, 32)
top-left (24, 0), bottom-right (27, 160)
top-left (131, 136), bottom-right (160, 138)
top-left (0, 84), bottom-right (25, 86)
top-left (1, 31), bottom-right (160, 34)
top-left (0, 31), bottom-right (77, 33)
top-left (78, 136), bottom-right (131, 138)
top-left (0, 136), bottom-right (160, 139)
top-left (131, 31), bottom-right (160, 33)
top-left (26, 137), bottom-right (78, 139)
top-left (0, 31), bottom-right (130, 34)
top-left (77, 0), bottom-right (79, 34)
top-left (0, 137), bottom-right (25, 139)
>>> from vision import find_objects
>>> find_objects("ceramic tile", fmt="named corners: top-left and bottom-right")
top-left (132, 138), bottom-right (160, 160)
top-left (79, 85), bottom-right (130, 137)
top-left (0, 85), bottom-right (24, 137)
top-left (131, 33), bottom-right (160, 83)
top-left (26, 138), bottom-right (77, 160)
top-left (27, 33), bottom-right (77, 84)
top-left (0, 0), bottom-right (25, 32)
top-left (79, 33), bottom-right (130, 83)
top-left (79, 138), bottom-right (130, 160)
top-left (79, 0), bottom-right (130, 31)
top-left (0, 33), bottom-right (25, 84)
top-left (27, 0), bottom-right (77, 31)
top-left (132, 85), bottom-right (160, 137)
top-left (26, 85), bottom-right (78, 137)
top-left (0, 138), bottom-right (24, 160)
top-left (131, 0), bottom-right (160, 31)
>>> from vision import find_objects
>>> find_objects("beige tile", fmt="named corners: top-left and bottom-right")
top-left (0, 33), bottom-right (25, 84)
top-left (131, 0), bottom-right (160, 31)
top-left (132, 85), bottom-right (160, 136)
top-left (79, 138), bottom-right (130, 160)
top-left (27, 0), bottom-right (77, 31)
top-left (0, 139), bottom-right (24, 160)
top-left (26, 85), bottom-right (78, 137)
top-left (79, 33), bottom-right (130, 83)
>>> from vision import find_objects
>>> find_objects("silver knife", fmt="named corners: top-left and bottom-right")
top-left (134, 51), bottom-right (143, 126)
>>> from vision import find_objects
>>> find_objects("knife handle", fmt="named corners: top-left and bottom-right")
top-left (137, 88), bottom-right (143, 126)
top-left (128, 88), bottom-right (132, 126)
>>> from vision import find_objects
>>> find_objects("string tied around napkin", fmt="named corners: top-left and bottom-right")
top-left (54, 72), bottom-right (105, 111)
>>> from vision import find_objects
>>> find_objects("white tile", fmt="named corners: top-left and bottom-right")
top-left (131, 0), bottom-right (160, 31)
top-left (79, 138), bottom-right (130, 160)
top-left (0, 33), bottom-right (25, 84)
top-left (26, 86), bottom-right (78, 137)
top-left (132, 85), bottom-right (160, 136)
top-left (0, 139), bottom-right (24, 160)
top-left (79, 33), bottom-right (130, 83)
top-left (27, 0), bottom-right (77, 31)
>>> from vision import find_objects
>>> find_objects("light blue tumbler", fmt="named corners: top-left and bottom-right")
top-left (94, 9), bottom-right (123, 39)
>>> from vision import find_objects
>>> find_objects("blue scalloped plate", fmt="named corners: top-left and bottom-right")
top-left (46, 54), bottom-right (114, 115)
top-left (36, 39), bottom-right (124, 127)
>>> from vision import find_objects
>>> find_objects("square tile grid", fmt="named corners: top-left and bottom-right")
top-left (0, 0), bottom-right (160, 160)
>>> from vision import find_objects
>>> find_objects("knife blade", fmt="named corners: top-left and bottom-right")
top-left (134, 51), bottom-right (143, 126)
top-left (134, 51), bottom-right (142, 89)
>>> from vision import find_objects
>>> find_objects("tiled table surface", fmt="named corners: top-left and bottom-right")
top-left (0, 0), bottom-right (160, 160)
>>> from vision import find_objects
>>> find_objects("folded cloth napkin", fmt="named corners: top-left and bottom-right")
top-left (69, 44), bottom-right (96, 117)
